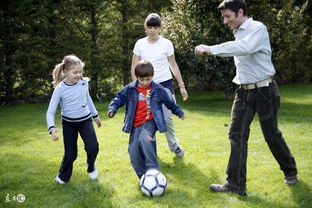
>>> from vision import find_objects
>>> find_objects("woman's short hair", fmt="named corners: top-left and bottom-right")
top-left (144, 13), bottom-right (162, 27)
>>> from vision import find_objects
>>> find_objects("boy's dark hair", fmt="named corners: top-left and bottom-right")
top-left (145, 13), bottom-right (161, 27)
top-left (135, 60), bottom-right (154, 78)
top-left (218, 0), bottom-right (247, 16)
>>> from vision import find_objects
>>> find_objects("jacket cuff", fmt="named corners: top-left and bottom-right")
top-left (179, 113), bottom-right (185, 118)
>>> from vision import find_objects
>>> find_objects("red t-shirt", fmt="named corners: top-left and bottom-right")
top-left (133, 86), bottom-right (154, 127)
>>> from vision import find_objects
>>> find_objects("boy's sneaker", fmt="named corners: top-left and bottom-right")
top-left (88, 167), bottom-right (98, 180)
top-left (54, 176), bottom-right (66, 185)
top-left (175, 146), bottom-right (184, 158)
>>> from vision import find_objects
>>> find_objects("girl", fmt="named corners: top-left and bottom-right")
top-left (46, 55), bottom-right (101, 184)
top-left (131, 13), bottom-right (188, 158)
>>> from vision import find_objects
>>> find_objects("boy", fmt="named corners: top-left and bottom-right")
top-left (108, 60), bottom-right (185, 178)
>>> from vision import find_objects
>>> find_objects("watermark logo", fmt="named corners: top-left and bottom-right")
top-left (17, 194), bottom-right (26, 203)
top-left (5, 193), bottom-right (26, 203)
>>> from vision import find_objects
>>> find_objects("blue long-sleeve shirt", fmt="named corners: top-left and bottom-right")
top-left (209, 18), bottom-right (275, 84)
top-left (46, 79), bottom-right (99, 132)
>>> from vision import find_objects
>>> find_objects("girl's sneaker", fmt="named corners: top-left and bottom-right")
top-left (88, 167), bottom-right (98, 180)
top-left (175, 146), bottom-right (184, 158)
top-left (54, 176), bottom-right (66, 185)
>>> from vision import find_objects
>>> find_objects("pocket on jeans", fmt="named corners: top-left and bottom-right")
top-left (258, 87), bottom-right (274, 119)
top-left (271, 85), bottom-right (280, 111)
top-left (232, 90), bottom-right (246, 111)
top-left (258, 87), bottom-right (271, 102)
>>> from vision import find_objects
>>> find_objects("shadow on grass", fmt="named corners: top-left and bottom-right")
top-left (0, 153), bottom-right (114, 208)
top-left (125, 157), bottom-right (218, 207)
top-left (288, 180), bottom-right (312, 208)
top-left (279, 102), bottom-right (312, 118)
top-left (239, 195), bottom-right (292, 208)
top-left (176, 83), bottom-right (312, 121)
top-left (159, 158), bottom-right (220, 207)
top-left (159, 158), bottom-right (309, 208)
top-left (179, 99), bottom-right (232, 116)
top-left (179, 97), bottom-right (312, 126)
top-left (238, 180), bottom-right (312, 208)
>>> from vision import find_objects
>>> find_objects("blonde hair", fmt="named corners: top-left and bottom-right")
top-left (52, 55), bottom-right (85, 87)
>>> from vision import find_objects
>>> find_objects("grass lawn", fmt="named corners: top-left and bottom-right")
top-left (0, 83), bottom-right (311, 208)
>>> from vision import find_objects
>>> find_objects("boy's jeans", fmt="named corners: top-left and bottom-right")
top-left (162, 87), bottom-right (180, 152)
top-left (59, 118), bottom-right (99, 182)
top-left (128, 119), bottom-right (159, 178)
top-left (226, 81), bottom-right (297, 193)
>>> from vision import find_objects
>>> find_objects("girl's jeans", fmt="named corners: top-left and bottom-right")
top-left (129, 119), bottom-right (159, 178)
top-left (226, 81), bottom-right (297, 194)
top-left (59, 118), bottom-right (99, 182)
top-left (162, 87), bottom-right (180, 152)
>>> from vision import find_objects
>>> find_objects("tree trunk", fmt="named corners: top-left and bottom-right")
top-left (3, 51), bottom-right (14, 103)
top-left (90, 4), bottom-right (99, 97)
top-left (2, 2), bottom-right (15, 103)
top-left (120, 1), bottom-right (130, 86)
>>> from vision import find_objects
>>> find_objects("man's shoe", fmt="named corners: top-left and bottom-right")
top-left (284, 175), bottom-right (298, 185)
top-left (210, 182), bottom-right (246, 196)
top-left (175, 146), bottom-right (184, 158)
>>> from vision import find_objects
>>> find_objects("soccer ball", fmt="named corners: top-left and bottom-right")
top-left (140, 169), bottom-right (167, 197)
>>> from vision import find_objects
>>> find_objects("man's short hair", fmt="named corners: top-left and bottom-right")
top-left (218, 0), bottom-right (247, 16)
top-left (135, 60), bottom-right (154, 78)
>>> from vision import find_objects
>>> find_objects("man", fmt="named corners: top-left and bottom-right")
top-left (194, 0), bottom-right (298, 196)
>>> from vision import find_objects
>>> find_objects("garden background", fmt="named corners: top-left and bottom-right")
top-left (1, 0), bottom-right (311, 102)
top-left (1, 0), bottom-right (311, 208)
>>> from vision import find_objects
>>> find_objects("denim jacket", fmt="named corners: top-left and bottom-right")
top-left (108, 81), bottom-right (184, 133)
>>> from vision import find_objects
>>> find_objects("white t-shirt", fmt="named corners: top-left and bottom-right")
top-left (133, 36), bottom-right (174, 83)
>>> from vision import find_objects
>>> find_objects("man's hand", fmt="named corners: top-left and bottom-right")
top-left (194, 44), bottom-right (211, 55)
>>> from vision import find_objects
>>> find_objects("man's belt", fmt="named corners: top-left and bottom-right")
top-left (239, 78), bottom-right (273, 90)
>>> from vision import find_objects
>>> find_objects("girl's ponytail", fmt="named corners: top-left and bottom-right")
top-left (52, 63), bottom-right (64, 88)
